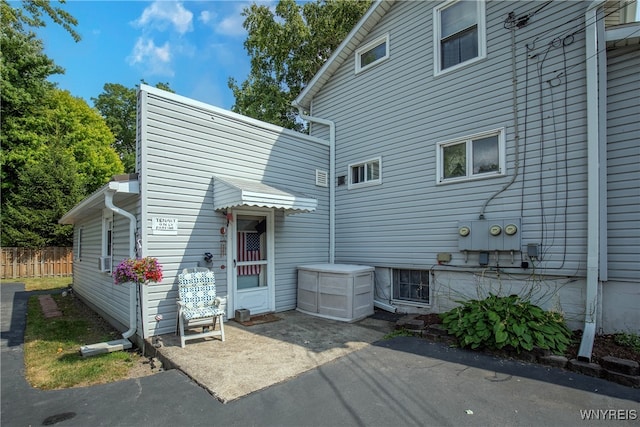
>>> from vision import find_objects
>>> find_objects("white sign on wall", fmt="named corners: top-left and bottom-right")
top-left (152, 217), bottom-right (178, 235)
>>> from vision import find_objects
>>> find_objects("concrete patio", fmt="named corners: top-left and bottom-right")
top-left (147, 310), bottom-right (397, 403)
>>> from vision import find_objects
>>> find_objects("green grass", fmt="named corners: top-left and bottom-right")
top-left (23, 292), bottom-right (146, 390)
top-left (383, 328), bottom-right (415, 339)
top-left (1, 276), bottom-right (72, 291)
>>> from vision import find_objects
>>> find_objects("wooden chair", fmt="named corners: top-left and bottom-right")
top-left (176, 269), bottom-right (226, 347)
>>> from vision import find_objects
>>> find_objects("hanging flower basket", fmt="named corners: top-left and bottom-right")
top-left (113, 257), bottom-right (163, 285)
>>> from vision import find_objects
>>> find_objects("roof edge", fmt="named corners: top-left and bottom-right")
top-left (294, 0), bottom-right (394, 110)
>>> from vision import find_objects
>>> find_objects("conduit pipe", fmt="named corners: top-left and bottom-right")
top-left (105, 189), bottom-right (138, 339)
top-left (578, 0), bottom-right (606, 362)
top-left (292, 101), bottom-right (336, 264)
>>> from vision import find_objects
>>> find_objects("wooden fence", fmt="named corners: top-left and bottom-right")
top-left (1, 247), bottom-right (73, 279)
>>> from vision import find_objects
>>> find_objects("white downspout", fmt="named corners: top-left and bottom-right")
top-left (292, 101), bottom-right (336, 264)
top-left (104, 189), bottom-right (138, 340)
top-left (579, 0), bottom-right (606, 362)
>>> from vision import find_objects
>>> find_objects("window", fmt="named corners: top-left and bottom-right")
top-left (392, 269), bottom-right (430, 305)
top-left (348, 157), bottom-right (381, 188)
top-left (437, 128), bottom-right (505, 183)
top-left (355, 34), bottom-right (389, 73)
top-left (434, 0), bottom-right (486, 74)
top-left (101, 210), bottom-right (113, 272)
top-left (76, 228), bottom-right (83, 261)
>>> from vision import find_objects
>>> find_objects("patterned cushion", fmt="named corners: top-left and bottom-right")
top-left (178, 271), bottom-right (224, 320)
top-left (181, 306), bottom-right (224, 321)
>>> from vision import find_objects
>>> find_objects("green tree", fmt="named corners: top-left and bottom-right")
top-left (2, 145), bottom-right (82, 247)
top-left (2, 89), bottom-right (123, 247)
top-left (1, 0), bottom-right (80, 42)
top-left (92, 81), bottom-right (173, 173)
top-left (229, 0), bottom-right (371, 131)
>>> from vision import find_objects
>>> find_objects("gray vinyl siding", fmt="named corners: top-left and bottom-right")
top-left (71, 196), bottom-right (139, 334)
top-left (606, 45), bottom-right (640, 282)
top-left (311, 1), bottom-right (591, 276)
top-left (139, 89), bottom-right (329, 337)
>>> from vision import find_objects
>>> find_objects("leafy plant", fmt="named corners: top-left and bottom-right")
top-left (614, 332), bottom-right (640, 352)
top-left (440, 294), bottom-right (572, 354)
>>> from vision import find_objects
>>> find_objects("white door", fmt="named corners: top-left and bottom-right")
top-left (230, 210), bottom-right (275, 315)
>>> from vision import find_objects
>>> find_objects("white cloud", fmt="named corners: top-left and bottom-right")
top-left (216, 13), bottom-right (246, 37)
top-left (133, 1), bottom-right (193, 35)
top-left (127, 37), bottom-right (174, 76)
top-left (198, 10), bottom-right (216, 25)
top-left (197, 2), bottom-right (250, 37)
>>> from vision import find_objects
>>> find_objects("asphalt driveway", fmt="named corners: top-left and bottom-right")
top-left (2, 283), bottom-right (638, 427)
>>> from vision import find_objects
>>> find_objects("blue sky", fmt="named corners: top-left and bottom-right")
top-left (38, 1), bottom-right (263, 110)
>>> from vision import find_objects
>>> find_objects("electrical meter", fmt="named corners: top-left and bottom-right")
top-left (489, 224), bottom-right (502, 236)
top-left (505, 223), bottom-right (518, 236)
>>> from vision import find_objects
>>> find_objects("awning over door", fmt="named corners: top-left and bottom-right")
top-left (213, 175), bottom-right (317, 214)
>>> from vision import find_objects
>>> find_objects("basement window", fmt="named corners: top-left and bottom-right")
top-left (392, 269), bottom-right (430, 305)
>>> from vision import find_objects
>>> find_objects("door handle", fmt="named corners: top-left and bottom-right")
top-left (233, 259), bottom-right (237, 268)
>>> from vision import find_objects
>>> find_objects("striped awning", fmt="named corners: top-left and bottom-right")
top-left (213, 175), bottom-right (317, 214)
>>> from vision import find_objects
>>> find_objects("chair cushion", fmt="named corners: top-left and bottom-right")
top-left (181, 306), bottom-right (224, 321)
top-left (178, 271), bottom-right (223, 321)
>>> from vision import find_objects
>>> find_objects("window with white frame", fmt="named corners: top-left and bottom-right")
top-left (348, 157), bottom-right (381, 188)
top-left (434, 0), bottom-right (486, 74)
top-left (392, 269), bottom-right (430, 305)
top-left (76, 228), bottom-right (83, 261)
top-left (355, 34), bottom-right (389, 73)
top-left (437, 128), bottom-right (505, 183)
top-left (101, 210), bottom-right (113, 272)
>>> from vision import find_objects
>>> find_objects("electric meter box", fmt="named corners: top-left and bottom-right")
top-left (458, 219), bottom-right (521, 252)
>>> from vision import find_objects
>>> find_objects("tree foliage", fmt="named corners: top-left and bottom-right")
top-left (229, 0), bottom-right (371, 131)
top-left (92, 82), bottom-right (173, 173)
top-left (1, 0), bottom-right (123, 247)
top-left (2, 89), bottom-right (123, 247)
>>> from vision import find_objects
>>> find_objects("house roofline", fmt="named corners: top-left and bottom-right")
top-left (293, 0), bottom-right (395, 111)
top-left (139, 84), bottom-right (329, 147)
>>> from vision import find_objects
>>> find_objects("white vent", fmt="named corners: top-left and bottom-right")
top-left (98, 256), bottom-right (112, 273)
top-left (316, 169), bottom-right (328, 187)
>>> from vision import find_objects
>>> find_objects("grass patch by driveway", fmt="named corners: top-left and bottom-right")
top-left (23, 292), bottom-right (151, 390)
top-left (1, 276), bottom-right (72, 292)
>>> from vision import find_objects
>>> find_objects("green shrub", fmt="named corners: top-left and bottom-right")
top-left (614, 332), bottom-right (640, 352)
top-left (440, 294), bottom-right (572, 355)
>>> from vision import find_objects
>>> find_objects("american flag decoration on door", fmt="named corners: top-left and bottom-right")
top-left (238, 231), bottom-right (261, 275)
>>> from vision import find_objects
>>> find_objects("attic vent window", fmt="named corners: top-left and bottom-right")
top-left (316, 169), bottom-right (328, 187)
top-left (355, 33), bottom-right (389, 74)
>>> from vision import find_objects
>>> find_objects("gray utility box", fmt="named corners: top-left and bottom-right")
top-left (297, 264), bottom-right (374, 322)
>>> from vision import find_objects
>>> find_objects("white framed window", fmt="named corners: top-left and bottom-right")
top-left (434, 0), bottom-right (486, 75)
top-left (436, 128), bottom-right (505, 184)
top-left (76, 228), bottom-right (83, 261)
top-left (355, 34), bottom-right (389, 74)
top-left (348, 157), bottom-right (382, 189)
top-left (101, 210), bottom-right (113, 272)
top-left (392, 269), bottom-right (430, 305)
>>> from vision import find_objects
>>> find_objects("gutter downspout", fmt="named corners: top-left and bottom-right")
top-left (105, 188), bottom-right (137, 340)
top-left (292, 101), bottom-right (336, 264)
top-left (578, 0), bottom-right (606, 362)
